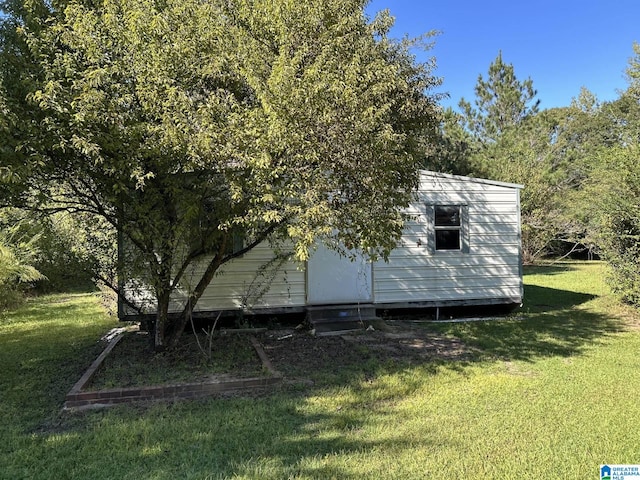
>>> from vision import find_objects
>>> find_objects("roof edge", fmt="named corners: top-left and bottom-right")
top-left (419, 170), bottom-right (524, 190)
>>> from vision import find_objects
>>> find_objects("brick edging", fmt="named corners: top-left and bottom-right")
top-left (64, 333), bottom-right (282, 410)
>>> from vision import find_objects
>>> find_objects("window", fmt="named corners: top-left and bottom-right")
top-left (434, 205), bottom-right (461, 250)
top-left (426, 204), bottom-right (468, 253)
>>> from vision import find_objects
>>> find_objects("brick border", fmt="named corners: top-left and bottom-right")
top-left (64, 334), bottom-right (282, 410)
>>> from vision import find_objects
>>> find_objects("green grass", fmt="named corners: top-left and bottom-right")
top-left (2, 262), bottom-right (640, 479)
top-left (0, 294), bottom-right (118, 428)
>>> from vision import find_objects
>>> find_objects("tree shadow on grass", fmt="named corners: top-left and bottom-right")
top-left (430, 284), bottom-right (625, 363)
top-left (523, 262), bottom-right (581, 276)
top-left (259, 283), bottom-right (624, 397)
top-left (63, 290), bottom-right (621, 480)
top-left (11, 393), bottom-right (450, 480)
top-left (524, 283), bottom-right (595, 312)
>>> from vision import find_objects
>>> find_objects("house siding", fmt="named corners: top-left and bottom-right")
top-left (372, 172), bottom-right (523, 306)
top-left (170, 242), bottom-right (306, 313)
top-left (120, 171), bottom-right (523, 319)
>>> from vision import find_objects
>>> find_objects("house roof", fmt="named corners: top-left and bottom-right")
top-left (420, 170), bottom-right (524, 190)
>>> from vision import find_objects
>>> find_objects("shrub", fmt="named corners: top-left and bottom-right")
top-left (0, 227), bottom-right (45, 309)
top-left (588, 144), bottom-right (640, 306)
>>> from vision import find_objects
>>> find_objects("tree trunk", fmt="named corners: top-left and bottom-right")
top-left (163, 225), bottom-right (279, 350)
top-left (152, 290), bottom-right (171, 352)
top-left (166, 250), bottom-right (226, 349)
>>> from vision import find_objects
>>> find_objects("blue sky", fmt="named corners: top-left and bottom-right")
top-left (366, 0), bottom-right (639, 111)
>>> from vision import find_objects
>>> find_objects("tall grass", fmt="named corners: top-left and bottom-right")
top-left (1, 262), bottom-right (638, 479)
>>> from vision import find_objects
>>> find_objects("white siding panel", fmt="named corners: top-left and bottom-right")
top-left (375, 285), bottom-right (522, 303)
top-left (389, 243), bottom-right (520, 259)
top-left (471, 213), bottom-right (519, 225)
top-left (374, 172), bottom-right (523, 305)
top-left (468, 223), bottom-right (520, 235)
top-left (377, 263), bottom-right (521, 279)
top-left (168, 242), bottom-right (305, 313)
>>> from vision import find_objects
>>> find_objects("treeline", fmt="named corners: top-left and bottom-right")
top-left (429, 44), bottom-right (640, 305)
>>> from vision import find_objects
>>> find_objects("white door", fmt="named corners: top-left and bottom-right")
top-left (306, 242), bottom-right (373, 305)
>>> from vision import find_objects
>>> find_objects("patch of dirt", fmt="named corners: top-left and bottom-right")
top-left (344, 330), bottom-right (469, 359)
top-left (259, 323), bottom-right (470, 380)
top-left (88, 330), bottom-right (266, 390)
top-left (87, 322), bottom-right (471, 392)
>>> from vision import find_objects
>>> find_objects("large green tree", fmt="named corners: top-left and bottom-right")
top-left (444, 43), bottom-right (640, 266)
top-left (459, 51), bottom-right (540, 145)
top-left (425, 107), bottom-right (475, 175)
top-left (585, 145), bottom-right (640, 305)
top-left (577, 44), bottom-right (640, 302)
top-left (0, 0), bottom-right (440, 350)
top-left (626, 41), bottom-right (640, 94)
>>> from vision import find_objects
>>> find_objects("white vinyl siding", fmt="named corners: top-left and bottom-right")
top-left (171, 242), bottom-right (306, 312)
top-left (121, 170), bottom-right (523, 318)
top-left (373, 171), bottom-right (523, 305)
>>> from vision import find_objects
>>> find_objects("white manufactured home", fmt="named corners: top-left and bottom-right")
top-left (119, 171), bottom-right (523, 322)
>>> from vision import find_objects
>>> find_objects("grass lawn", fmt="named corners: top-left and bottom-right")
top-left (1, 262), bottom-right (639, 479)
